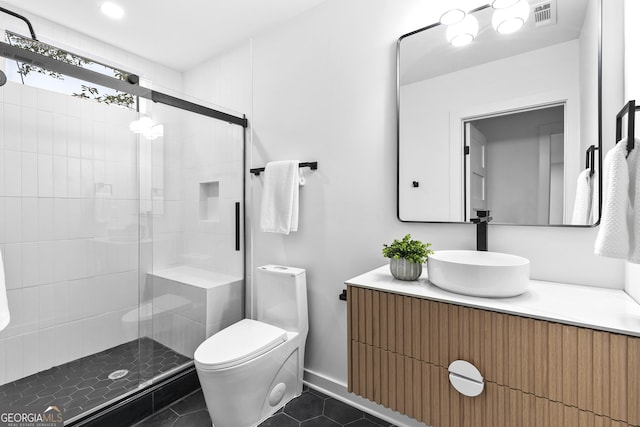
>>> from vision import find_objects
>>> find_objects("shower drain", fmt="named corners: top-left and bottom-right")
top-left (108, 369), bottom-right (129, 380)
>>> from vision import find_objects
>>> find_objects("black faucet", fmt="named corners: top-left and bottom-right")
top-left (470, 210), bottom-right (492, 251)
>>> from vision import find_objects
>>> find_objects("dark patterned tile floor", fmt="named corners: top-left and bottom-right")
top-left (0, 338), bottom-right (190, 421)
top-left (132, 386), bottom-right (397, 427)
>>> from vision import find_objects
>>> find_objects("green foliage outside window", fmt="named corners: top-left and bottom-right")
top-left (6, 31), bottom-right (135, 109)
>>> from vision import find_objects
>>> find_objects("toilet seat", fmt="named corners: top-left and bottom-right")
top-left (195, 319), bottom-right (288, 370)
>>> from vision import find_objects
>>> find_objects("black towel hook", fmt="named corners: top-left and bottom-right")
top-left (586, 145), bottom-right (598, 177)
top-left (616, 100), bottom-right (638, 158)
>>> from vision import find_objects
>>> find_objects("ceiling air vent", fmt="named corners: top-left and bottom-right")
top-left (533, 0), bottom-right (557, 27)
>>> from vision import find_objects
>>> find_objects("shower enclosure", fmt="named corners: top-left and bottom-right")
top-left (0, 24), bottom-right (246, 424)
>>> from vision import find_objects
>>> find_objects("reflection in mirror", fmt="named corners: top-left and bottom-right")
top-left (397, 0), bottom-right (601, 226)
top-left (465, 105), bottom-right (565, 224)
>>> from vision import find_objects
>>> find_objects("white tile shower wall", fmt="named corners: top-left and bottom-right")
top-left (182, 43), bottom-right (252, 294)
top-left (0, 1), bottom-right (201, 384)
top-left (143, 105), bottom-right (184, 271)
top-left (178, 114), bottom-right (244, 276)
top-left (0, 83), bottom-right (140, 385)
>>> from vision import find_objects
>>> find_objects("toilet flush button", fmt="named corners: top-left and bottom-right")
top-left (269, 383), bottom-right (287, 406)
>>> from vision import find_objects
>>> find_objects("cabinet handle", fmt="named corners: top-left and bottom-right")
top-left (448, 360), bottom-right (484, 397)
top-left (235, 202), bottom-right (240, 251)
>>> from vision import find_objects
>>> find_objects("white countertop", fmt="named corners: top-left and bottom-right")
top-left (345, 266), bottom-right (640, 338)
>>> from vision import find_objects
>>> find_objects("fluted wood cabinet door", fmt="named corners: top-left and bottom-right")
top-left (346, 286), bottom-right (639, 427)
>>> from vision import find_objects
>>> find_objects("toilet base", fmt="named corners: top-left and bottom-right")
top-left (196, 338), bottom-right (304, 427)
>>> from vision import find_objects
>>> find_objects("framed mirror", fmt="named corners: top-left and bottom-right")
top-left (397, 0), bottom-right (601, 226)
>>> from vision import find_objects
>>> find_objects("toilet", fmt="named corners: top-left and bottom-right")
top-left (194, 265), bottom-right (308, 427)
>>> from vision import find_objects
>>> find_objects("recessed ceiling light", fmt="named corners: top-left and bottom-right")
top-left (101, 2), bottom-right (124, 19)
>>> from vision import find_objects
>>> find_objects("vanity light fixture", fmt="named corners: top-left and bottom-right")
top-left (100, 2), bottom-right (124, 20)
top-left (439, 8), bottom-right (466, 26)
top-left (446, 14), bottom-right (479, 47)
top-left (491, 0), bottom-right (530, 34)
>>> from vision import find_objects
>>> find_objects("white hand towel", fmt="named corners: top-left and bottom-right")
top-left (571, 168), bottom-right (593, 225)
top-left (0, 250), bottom-right (10, 331)
top-left (595, 139), bottom-right (631, 259)
top-left (260, 160), bottom-right (301, 234)
top-left (590, 169), bottom-right (599, 224)
top-left (627, 139), bottom-right (640, 263)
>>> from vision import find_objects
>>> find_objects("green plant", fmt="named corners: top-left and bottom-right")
top-left (382, 234), bottom-right (433, 264)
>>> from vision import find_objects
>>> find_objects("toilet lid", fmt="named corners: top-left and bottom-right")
top-left (194, 319), bottom-right (288, 370)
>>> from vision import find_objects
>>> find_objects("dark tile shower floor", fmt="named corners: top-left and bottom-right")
top-left (132, 386), bottom-right (398, 427)
top-left (0, 337), bottom-right (190, 421)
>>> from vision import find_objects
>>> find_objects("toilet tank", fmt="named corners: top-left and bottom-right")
top-left (256, 265), bottom-right (308, 335)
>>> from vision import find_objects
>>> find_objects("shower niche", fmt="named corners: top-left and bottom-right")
top-left (200, 181), bottom-right (220, 222)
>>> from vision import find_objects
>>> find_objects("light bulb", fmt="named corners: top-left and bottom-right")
top-left (492, 0), bottom-right (530, 34)
top-left (440, 9), bottom-right (466, 26)
top-left (446, 14), bottom-right (479, 47)
top-left (491, 0), bottom-right (520, 9)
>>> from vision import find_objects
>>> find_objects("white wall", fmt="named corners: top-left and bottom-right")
top-left (624, 0), bottom-right (640, 304)
top-left (579, 0), bottom-right (600, 169)
top-left (184, 1), bottom-right (625, 415)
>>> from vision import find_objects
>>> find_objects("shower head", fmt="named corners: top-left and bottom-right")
top-left (0, 70), bottom-right (6, 87)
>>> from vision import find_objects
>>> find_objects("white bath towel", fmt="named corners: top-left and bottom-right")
top-left (260, 160), bottom-right (301, 234)
top-left (571, 168), bottom-right (593, 225)
top-left (0, 250), bottom-right (10, 331)
top-left (595, 139), bottom-right (631, 259)
top-left (627, 139), bottom-right (640, 263)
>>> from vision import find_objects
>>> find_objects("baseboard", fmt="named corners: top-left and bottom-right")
top-left (303, 369), bottom-right (429, 427)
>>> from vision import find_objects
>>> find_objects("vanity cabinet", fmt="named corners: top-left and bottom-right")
top-left (346, 286), bottom-right (640, 427)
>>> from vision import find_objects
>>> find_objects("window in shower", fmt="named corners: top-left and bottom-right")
top-left (3, 30), bottom-right (137, 110)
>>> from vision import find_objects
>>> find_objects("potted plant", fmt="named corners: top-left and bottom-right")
top-left (382, 234), bottom-right (434, 281)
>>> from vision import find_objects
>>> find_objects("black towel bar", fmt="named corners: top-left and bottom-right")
top-left (586, 145), bottom-right (598, 177)
top-left (250, 161), bottom-right (318, 176)
top-left (616, 100), bottom-right (639, 157)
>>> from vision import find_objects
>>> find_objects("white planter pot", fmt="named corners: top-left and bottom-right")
top-left (389, 258), bottom-right (422, 281)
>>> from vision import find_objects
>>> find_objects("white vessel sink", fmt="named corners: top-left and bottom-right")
top-left (427, 250), bottom-right (530, 298)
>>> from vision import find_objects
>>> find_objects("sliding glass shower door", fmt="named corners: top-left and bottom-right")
top-left (0, 75), bottom-right (146, 421)
top-left (138, 96), bottom-right (245, 384)
top-left (0, 32), bottom-right (246, 423)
